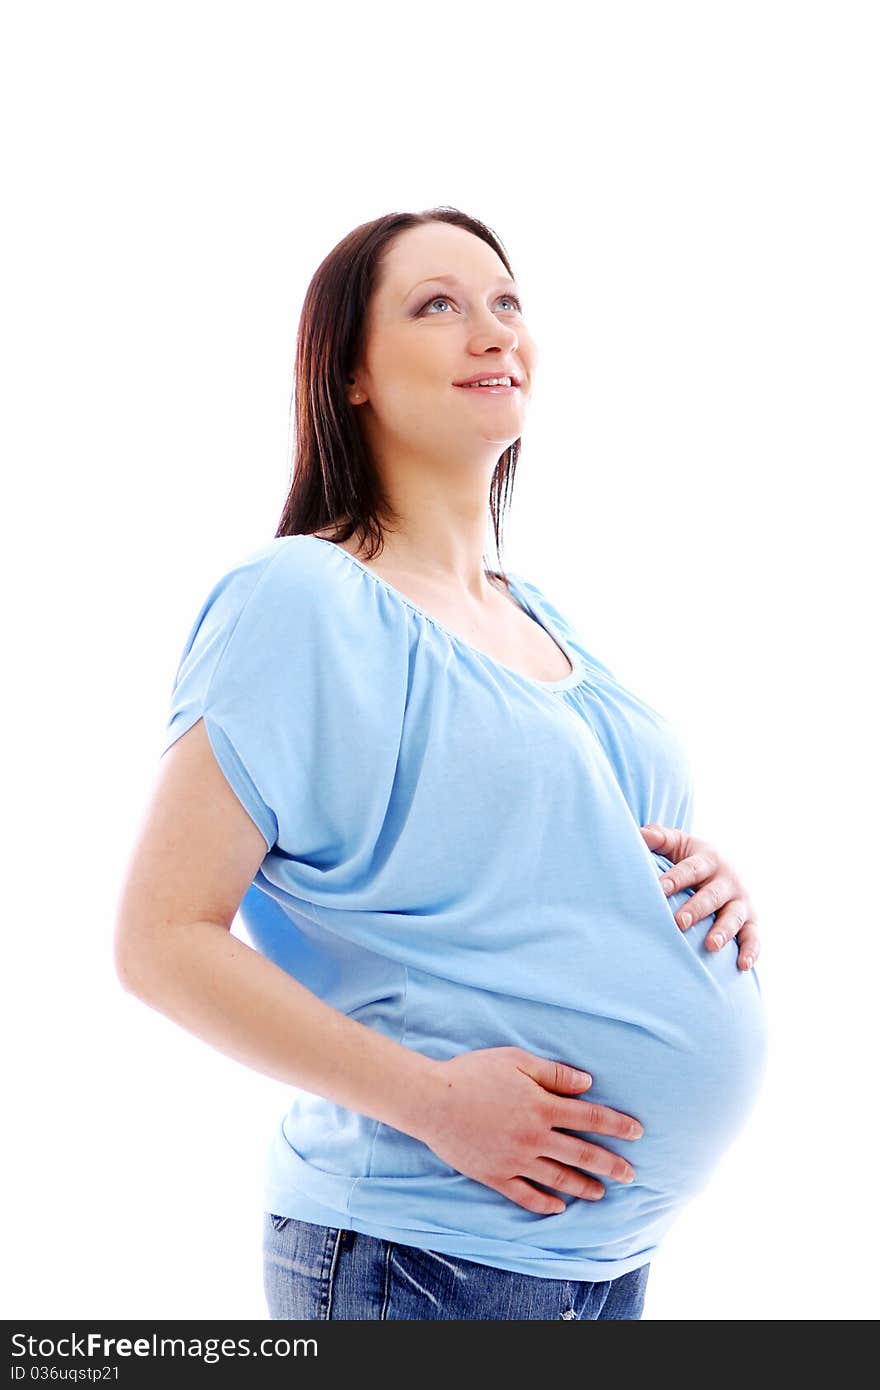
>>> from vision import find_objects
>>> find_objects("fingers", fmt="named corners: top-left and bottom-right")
top-left (658, 852), bottom-right (715, 899)
top-left (734, 921), bottom-right (761, 971)
top-left (678, 877), bottom-right (737, 930)
top-left (539, 1138), bottom-right (636, 1187)
top-left (641, 824), bottom-right (687, 860)
top-left (519, 1052), bottom-right (592, 1094)
top-left (527, 1157), bottom-right (607, 1202)
top-left (670, 894), bottom-right (761, 970)
top-left (701, 900), bottom-right (745, 949)
top-left (497, 1177), bottom-right (567, 1216)
top-left (700, 902), bottom-right (758, 958)
top-left (550, 1096), bottom-right (644, 1141)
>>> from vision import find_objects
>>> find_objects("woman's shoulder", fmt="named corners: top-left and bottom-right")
top-left (224, 532), bottom-right (348, 586)
top-left (167, 531), bottom-right (408, 744)
top-left (215, 532), bottom-right (380, 616)
top-left (173, 533), bottom-right (400, 685)
top-left (224, 534), bottom-right (416, 687)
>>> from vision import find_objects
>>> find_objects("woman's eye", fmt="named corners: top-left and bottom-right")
top-left (420, 293), bottom-right (524, 315)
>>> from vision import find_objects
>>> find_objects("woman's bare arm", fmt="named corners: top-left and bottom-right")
top-left (114, 717), bottom-right (444, 1140)
top-left (117, 915), bottom-right (445, 1138)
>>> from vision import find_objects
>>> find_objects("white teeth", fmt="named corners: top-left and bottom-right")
top-left (462, 376), bottom-right (512, 387)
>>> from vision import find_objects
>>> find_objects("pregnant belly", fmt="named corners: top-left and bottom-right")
top-left (334, 852), bottom-right (768, 1262)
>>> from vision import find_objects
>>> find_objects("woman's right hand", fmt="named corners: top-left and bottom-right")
top-left (420, 1046), bottom-right (644, 1215)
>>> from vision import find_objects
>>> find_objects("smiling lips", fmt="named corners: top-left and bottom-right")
top-left (454, 374), bottom-right (519, 394)
top-left (453, 369), bottom-right (521, 388)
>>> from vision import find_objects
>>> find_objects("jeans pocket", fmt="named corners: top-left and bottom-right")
top-left (263, 1216), bottom-right (351, 1320)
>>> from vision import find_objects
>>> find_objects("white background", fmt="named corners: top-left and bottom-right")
top-left (3, 0), bottom-right (877, 1321)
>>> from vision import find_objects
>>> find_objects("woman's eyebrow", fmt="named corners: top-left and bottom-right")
top-left (403, 273), bottom-right (520, 302)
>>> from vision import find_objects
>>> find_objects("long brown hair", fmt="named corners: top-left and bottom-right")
top-left (275, 206), bottom-right (520, 579)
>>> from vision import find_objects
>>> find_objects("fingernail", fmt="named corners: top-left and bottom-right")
top-left (660, 878), bottom-right (673, 893)
top-left (680, 911), bottom-right (692, 928)
top-left (743, 954), bottom-right (754, 969)
top-left (710, 933), bottom-right (723, 948)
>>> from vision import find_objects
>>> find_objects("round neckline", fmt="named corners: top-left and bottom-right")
top-left (302, 534), bottom-right (586, 692)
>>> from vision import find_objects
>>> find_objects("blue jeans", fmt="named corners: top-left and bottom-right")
top-left (263, 1213), bottom-right (650, 1320)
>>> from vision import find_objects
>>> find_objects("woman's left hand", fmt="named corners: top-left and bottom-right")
top-left (639, 824), bottom-right (761, 972)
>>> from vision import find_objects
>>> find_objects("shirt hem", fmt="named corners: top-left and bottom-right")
top-left (264, 1121), bottom-right (657, 1284)
top-left (263, 1181), bottom-right (655, 1282)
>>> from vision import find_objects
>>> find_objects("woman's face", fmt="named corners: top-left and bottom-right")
top-left (350, 221), bottom-right (537, 467)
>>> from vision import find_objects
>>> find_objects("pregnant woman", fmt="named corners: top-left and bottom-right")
top-left (114, 207), bottom-right (767, 1321)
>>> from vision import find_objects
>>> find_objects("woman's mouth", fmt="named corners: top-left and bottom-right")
top-left (454, 375), bottom-right (519, 395)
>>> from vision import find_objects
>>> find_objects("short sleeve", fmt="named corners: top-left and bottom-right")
top-left (161, 540), bottom-right (294, 852)
top-left (161, 536), bottom-right (410, 872)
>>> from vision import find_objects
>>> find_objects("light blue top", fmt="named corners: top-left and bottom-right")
top-left (162, 534), bottom-right (767, 1282)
